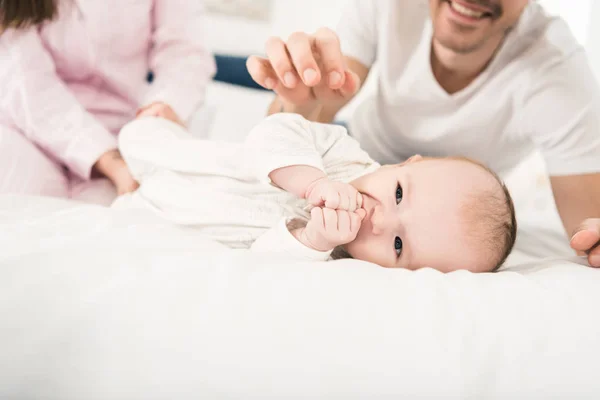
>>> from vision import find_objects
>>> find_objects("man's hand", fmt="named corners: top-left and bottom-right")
top-left (296, 207), bottom-right (366, 252)
top-left (247, 28), bottom-right (362, 119)
top-left (137, 102), bottom-right (185, 127)
top-left (570, 218), bottom-right (600, 267)
top-left (550, 174), bottom-right (600, 268)
top-left (93, 149), bottom-right (139, 195)
top-left (304, 177), bottom-right (363, 211)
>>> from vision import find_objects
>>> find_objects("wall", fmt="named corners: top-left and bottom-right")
top-left (539, 0), bottom-right (592, 45)
top-left (586, 1), bottom-right (600, 80)
top-left (203, 0), bottom-right (346, 56)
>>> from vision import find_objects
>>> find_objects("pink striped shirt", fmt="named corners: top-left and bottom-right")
top-left (0, 0), bottom-right (216, 179)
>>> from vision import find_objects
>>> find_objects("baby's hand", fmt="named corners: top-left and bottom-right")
top-left (305, 178), bottom-right (363, 211)
top-left (299, 207), bottom-right (366, 251)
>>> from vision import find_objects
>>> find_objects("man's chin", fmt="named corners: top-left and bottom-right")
top-left (434, 33), bottom-right (486, 54)
top-left (433, 20), bottom-right (493, 54)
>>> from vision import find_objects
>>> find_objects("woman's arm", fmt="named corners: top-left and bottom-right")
top-left (0, 28), bottom-right (120, 181)
top-left (141, 0), bottom-right (216, 126)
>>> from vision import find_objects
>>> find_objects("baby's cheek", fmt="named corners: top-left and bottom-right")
top-left (346, 238), bottom-right (386, 267)
top-left (343, 240), bottom-right (361, 260)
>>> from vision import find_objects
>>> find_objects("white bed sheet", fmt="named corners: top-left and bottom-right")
top-left (0, 193), bottom-right (599, 399)
top-left (2, 83), bottom-right (598, 399)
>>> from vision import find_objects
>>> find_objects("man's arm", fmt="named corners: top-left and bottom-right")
top-left (519, 45), bottom-right (600, 267)
top-left (550, 174), bottom-right (600, 266)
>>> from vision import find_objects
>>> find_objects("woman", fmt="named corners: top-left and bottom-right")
top-left (0, 0), bottom-right (215, 204)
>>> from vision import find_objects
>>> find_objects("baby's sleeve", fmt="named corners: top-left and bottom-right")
top-left (118, 117), bottom-right (187, 181)
top-left (250, 218), bottom-right (332, 262)
top-left (244, 113), bottom-right (377, 184)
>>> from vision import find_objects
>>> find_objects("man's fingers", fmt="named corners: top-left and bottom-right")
top-left (570, 228), bottom-right (600, 252)
top-left (287, 31), bottom-right (321, 86)
top-left (571, 220), bottom-right (600, 268)
top-left (246, 55), bottom-right (278, 90)
top-left (313, 27), bottom-right (345, 89)
top-left (338, 70), bottom-right (361, 98)
top-left (588, 245), bottom-right (600, 267)
top-left (265, 36), bottom-right (299, 88)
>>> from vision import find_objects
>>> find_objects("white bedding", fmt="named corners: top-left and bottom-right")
top-left (2, 83), bottom-right (599, 398)
top-left (1, 193), bottom-right (599, 399)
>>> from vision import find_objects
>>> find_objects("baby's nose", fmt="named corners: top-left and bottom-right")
top-left (370, 205), bottom-right (386, 235)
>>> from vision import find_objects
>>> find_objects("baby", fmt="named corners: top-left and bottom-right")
top-left (113, 113), bottom-right (517, 273)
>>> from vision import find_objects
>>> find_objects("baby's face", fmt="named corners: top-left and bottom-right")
top-left (346, 156), bottom-right (497, 273)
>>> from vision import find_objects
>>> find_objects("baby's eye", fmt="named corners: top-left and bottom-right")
top-left (396, 184), bottom-right (403, 205)
top-left (394, 236), bottom-right (403, 257)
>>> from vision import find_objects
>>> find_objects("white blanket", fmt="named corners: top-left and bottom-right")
top-left (2, 82), bottom-right (598, 399)
top-left (1, 194), bottom-right (599, 399)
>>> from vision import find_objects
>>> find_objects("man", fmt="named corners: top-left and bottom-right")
top-left (247, 0), bottom-right (600, 267)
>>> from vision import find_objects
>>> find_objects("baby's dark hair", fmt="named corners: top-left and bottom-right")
top-left (452, 157), bottom-right (517, 272)
top-left (1, 0), bottom-right (58, 29)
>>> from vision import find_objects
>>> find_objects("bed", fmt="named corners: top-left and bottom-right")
top-left (2, 82), bottom-right (600, 399)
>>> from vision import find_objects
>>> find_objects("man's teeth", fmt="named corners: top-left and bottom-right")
top-left (450, 1), bottom-right (486, 18)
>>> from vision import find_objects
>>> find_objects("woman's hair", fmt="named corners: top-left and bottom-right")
top-left (1, 0), bottom-right (59, 29)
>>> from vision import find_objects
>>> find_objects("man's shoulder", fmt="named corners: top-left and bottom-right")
top-left (508, 4), bottom-right (583, 71)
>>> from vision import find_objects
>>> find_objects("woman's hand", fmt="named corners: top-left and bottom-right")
top-left (93, 149), bottom-right (139, 195)
top-left (137, 102), bottom-right (185, 127)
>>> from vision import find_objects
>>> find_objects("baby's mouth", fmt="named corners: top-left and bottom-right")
top-left (359, 193), bottom-right (376, 221)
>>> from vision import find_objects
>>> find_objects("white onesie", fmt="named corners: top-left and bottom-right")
top-left (112, 113), bottom-right (380, 261)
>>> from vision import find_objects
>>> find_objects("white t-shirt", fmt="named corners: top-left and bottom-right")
top-left (337, 0), bottom-right (600, 176)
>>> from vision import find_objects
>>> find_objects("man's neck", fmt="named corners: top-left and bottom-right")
top-left (430, 35), bottom-right (505, 94)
